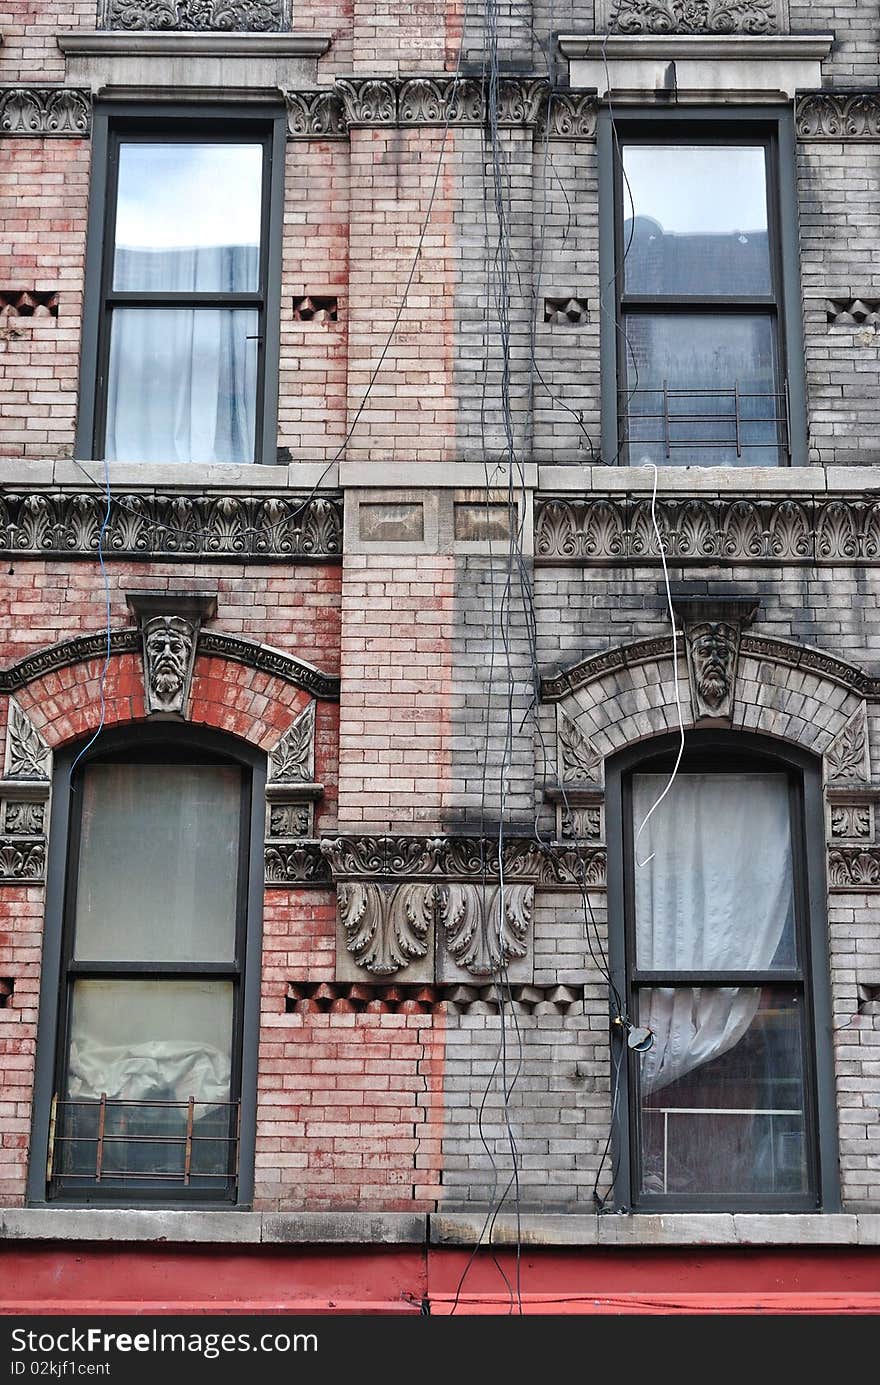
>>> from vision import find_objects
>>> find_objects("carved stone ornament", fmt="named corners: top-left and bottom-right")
top-left (320, 834), bottom-right (544, 882)
top-left (830, 804), bottom-right (872, 842)
top-left (534, 495), bottom-right (880, 568)
top-left (102, 0), bottom-right (286, 31)
top-left (607, 0), bottom-right (778, 33)
top-left (557, 708), bottom-right (601, 784)
top-left (269, 700), bottom-right (315, 783)
top-left (828, 847), bottom-right (880, 890)
top-left (264, 841), bottom-right (330, 886)
top-left (127, 591), bottom-right (216, 718)
top-left (285, 78), bottom-right (597, 140)
top-left (0, 89), bottom-right (91, 137)
top-left (825, 705), bottom-right (870, 784)
top-left (338, 881), bottom-right (435, 978)
top-left (4, 802), bottom-right (45, 835)
top-left (796, 93), bottom-right (880, 142)
top-left (0, 840), bottom-right (45, 882)
top-left (436, 881), bottom-right (532, 978)
top-left (684, 620), bottom-right (740, 722)
top-left (560, 805), bottom-right (601, 841)
top-left (4, 701), bottom-right (51, 781)
top-left (0, 491), bottom-right (343, 561)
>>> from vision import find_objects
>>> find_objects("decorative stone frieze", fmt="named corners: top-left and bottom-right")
top-left (102, 0), bottom-right (287, 30)
top-left (796, 93), bottom-right (880, 141)
top-left (0, 88), bottom-right (91, 137)
top-left (604, 0), bottom-right (779, 32)
top-left (0, 491), bottom-right (343, 561)
top-left (535, 495), bottom-right (880, 568)
top-left (285, 980), bottom-right (584, 1016)
top-left (285, 77), bottom-right (598, 139)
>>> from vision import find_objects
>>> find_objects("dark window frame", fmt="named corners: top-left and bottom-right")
top-left (75, 102), bottom-right (286, 467)
top-left (598, 106), bottom-right (808, 468)
top-left (605, 730), bottom-right (839, 1214)
top-left (27, 723), bottom-right (266, 1208)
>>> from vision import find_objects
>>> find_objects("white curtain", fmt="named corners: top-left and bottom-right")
top-left (105, 245), bottom-right (259, 465)
top-left (68, 1038), bottom-right (231, 1106)
top-left (633, 772), bottom-right (794, 1093)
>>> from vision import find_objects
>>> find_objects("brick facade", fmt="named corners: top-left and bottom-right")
top-left (1, 0), bottom-right (880, 1308)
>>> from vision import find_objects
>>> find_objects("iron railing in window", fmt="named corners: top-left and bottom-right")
top-left (619, 380), bottom-right (791, 461)
top-left (47, 1094), bottom-right (240, 1188)
top-left (642, 1104), bottom-right (804, 1195)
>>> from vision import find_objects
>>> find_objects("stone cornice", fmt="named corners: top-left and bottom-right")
top-left (796, 91), bottom-right (880, 141)
top-left (542, 632), bottom-right (878, 701)
top-left (0, 87), bottom-right (91, 136)
top-left (559, 34), bottom-right (832, 59)
top-left (535, 494), bottom-right (880, 567)
top-left (0, 490), bottom-right (342, 561)
top-left (0, 628), bottom-right (340, 700)
top-left (264, 836), bottom-right (608, 890)
top-left (58, 32), bottom-right (330, 55)
top-left (286, 76), bottom-right (598, 139)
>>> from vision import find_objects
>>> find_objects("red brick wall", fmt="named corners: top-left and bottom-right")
top-left (0, 138), bottom-right (90, 460)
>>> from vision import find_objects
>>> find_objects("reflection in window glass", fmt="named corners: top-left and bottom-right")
top-left (623, 145), bottom-right (771, 297)
top-left (74, 763), bottom-right (242, 963)
top-left (113, 143), bottom-right (263, 293)
top-left (637, 987), bottom-right (808, 1198)
top-left (105, 307), bottom-right (258, 464)
top-left (622, 313), bottom-right (782, 467)
top-left (60, 980), bottom-right (234, 1185)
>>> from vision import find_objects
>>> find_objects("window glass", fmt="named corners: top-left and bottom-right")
top-left (74, 762), bottom-right (242, 963)
top-left (113, 143), bottom-right (262, 294)
top-left (60, 979), bottom-right (234, 1185)
top-left (622, 145), bottom-right (771, 297)
top-left (636, 986), bottom-right (808, 1198)
top-left (104, 307), bottom-right (258, 464)
top-left (622, 313), bottom-right (781, 467)
top-left (632, 772), bottom-right (797, 971)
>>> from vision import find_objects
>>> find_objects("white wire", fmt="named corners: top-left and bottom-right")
top-left (633, 463), bottom-right (686, 869)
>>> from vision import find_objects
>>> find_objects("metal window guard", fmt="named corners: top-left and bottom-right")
top-left (47, 1093), bottom-right (240, 1187)
top-left (643, 1104), bottom-right (803, 1196)
top-left (621, 380), bottom-right (791, 460)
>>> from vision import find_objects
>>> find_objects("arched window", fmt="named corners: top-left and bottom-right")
top-left (28, 725), bottom-right (265, 1206)
top-left (606, 731), bottom-right (838, 1212)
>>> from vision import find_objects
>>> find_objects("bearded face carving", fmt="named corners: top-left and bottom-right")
top-left (686, 619), bottom-right (739, 721)
top-left (143, 615), bottom-right (195, 715)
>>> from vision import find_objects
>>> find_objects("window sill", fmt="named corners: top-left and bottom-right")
top-left (0, 458), bottom-right (338, 491)
top-left (559, 33), bottom-right (834, 101)
top-left (431, 1211), bottom-right (879, 1247)
top-left (4, 1208), bottom-right (878, 1247)
top-left (2, 1209), bottom-right (423, 1245)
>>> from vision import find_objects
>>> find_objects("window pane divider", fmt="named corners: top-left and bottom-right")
top-left (631, 971), bottom-right (804, 985)
top-left (67, 960), bottom-right (240, 976)
top-left (106, 292), bottom-right (263, 307)
top-left (621, 296), bottom-right (778, 311)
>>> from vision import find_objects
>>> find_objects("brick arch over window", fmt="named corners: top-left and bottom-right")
top-left (0, 627), bottom-right (340, 758)
top-left (543, 633), bottom-right (873, 787)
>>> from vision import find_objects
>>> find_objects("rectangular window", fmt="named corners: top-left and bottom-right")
top-left (606, 738), bottom-right (839, 1213)
top-left (599, 112), bottom-right (807, 467)
top-left (77, 107), bottom-right (285, 466)
top-left (35, 737), bottom-right (264, 1205)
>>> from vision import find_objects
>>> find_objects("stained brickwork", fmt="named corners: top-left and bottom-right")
top-left (0, 3), bottom-right (879, 1233)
